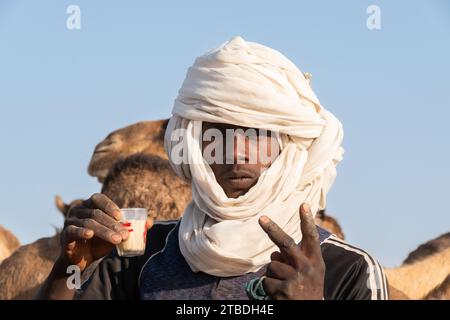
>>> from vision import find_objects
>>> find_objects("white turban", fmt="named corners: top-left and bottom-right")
top-left (164, 36), bottom-right (344, 277)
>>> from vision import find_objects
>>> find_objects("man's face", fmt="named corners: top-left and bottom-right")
top-left (201, 122), bottom-right (280, 198)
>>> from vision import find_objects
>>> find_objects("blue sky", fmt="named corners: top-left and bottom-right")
top-left (0, 0), bottom-right (449, 267)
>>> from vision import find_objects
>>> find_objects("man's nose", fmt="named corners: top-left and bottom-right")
top-left (225, 133), bottom-right (249, 164)
top-left (234, 135), bottom-right (248, 163)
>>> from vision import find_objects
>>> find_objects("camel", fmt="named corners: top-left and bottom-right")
top-left (403, 232), bottom-right (450, 265)
top-left (385, 247), bottom-right (450, 300)
top-left (0, 154), bottom-right (191, 300)
top-left (88, 119), bottom-right (169, 182)
top-left (0, 225), bottom-right (20, 264)
top-left (0, 232), bottom-right (61, 299)
top-left (384, 232), bottom-right (450, 300)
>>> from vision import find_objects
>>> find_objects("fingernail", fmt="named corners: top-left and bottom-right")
top-left (114, 210), bottom-right (122, 221)
top-left (301, 203), bottom-right (310, 212)
top-left (112, 234), bottom-right (122, 243)
top-left (260, 216), bottom-right (269, 224)
top-left (84, 229), bottom-right (94, 238)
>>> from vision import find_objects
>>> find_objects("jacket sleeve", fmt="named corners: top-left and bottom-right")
top-left (321, 237), bottom-right (389, 300)
top-left (337, 255), bottom-right (389, 300)
top-left (74, 249), bottom-right (142, 300)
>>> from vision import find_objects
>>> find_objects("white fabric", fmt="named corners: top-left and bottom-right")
top-left (164, 36), bottom-right (344, 277)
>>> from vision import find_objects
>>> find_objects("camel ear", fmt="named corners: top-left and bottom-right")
top-left (55, 195), bottom-right (69, 217)
top-left (316, 209), bottom-right (326, 221)
top-left (162, 119), bottom-right (169, 131)
top-left (155, 119), bottom-right (170, 142)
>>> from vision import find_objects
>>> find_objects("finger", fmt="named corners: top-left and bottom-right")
top-left (266, 260), bottom-right (297, 280)
top-left (259, 216), bottom-right (308, 268)
top-left (145, 217), bottom-right (154, 231)
top-left (66, 217), bottom-right (122, 244)
top-left (70, 208), bottom-right (129, 240)
top-left (299, 203), bottom-right (322, 259)
top-left (259, 216), bottom-right (296, 251)
top-left (61, 225), bottom-right (94, 246)
top-left (67, 204), bottom-right (84, 218)
top-left (262, 277), bottom-right (286, 300)
top-left (270, 251), bottom-right (286, 263)
top-left (83, 193), bottom-right (122, 221)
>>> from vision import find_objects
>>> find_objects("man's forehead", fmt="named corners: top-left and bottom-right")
top-left (202, 121), bottom-right (250, 130)
top-left (201, 121), bottom-right (276, 134)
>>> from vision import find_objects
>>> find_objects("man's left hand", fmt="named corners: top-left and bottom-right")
top-left (258, 203), bottom-right (325, 300)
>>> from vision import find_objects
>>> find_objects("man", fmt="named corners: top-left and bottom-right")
top-left (37, 36), bottom-right (388, 300)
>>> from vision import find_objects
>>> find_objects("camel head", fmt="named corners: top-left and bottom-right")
top-left (101, 153), bottom-right (192, 221)
top-left (88, 119), bottom-right (170, 182)
top-left (315, 209), bottom-right (345, 240)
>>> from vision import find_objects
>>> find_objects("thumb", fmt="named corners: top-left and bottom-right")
top-left (145, 217), bottom-right (154, 231)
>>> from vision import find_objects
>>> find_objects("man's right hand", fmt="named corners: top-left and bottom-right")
top-left (36, 194), bottom-right (153, 300)
top-left (60, 193), bottom-right (151, 272)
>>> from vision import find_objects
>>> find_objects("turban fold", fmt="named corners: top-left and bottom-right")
top-left (164, 36), bottom-right (344, 276)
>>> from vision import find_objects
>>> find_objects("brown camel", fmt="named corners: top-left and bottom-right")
top-left (403, 232), bottom-right (450, 265)
top-left (88, 119), bottom-right (169, 182)
top-left (0, 232), bottom-right (61, 299)
top-left (385, 247), bottom-right (450, 300)
top-left (0, 225), bottom-right (20, 264)
top-left (0, 154), bottom-right (191, 300)
top-left (385, 232), bottom-right (450, 300)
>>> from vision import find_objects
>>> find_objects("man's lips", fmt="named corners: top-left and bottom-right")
top-left (223, 169), bottom-right (256, 180)
top-left (222, 169), bottom-right (257, 189)
top-left (225, 177), bottom-right (255, 190)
